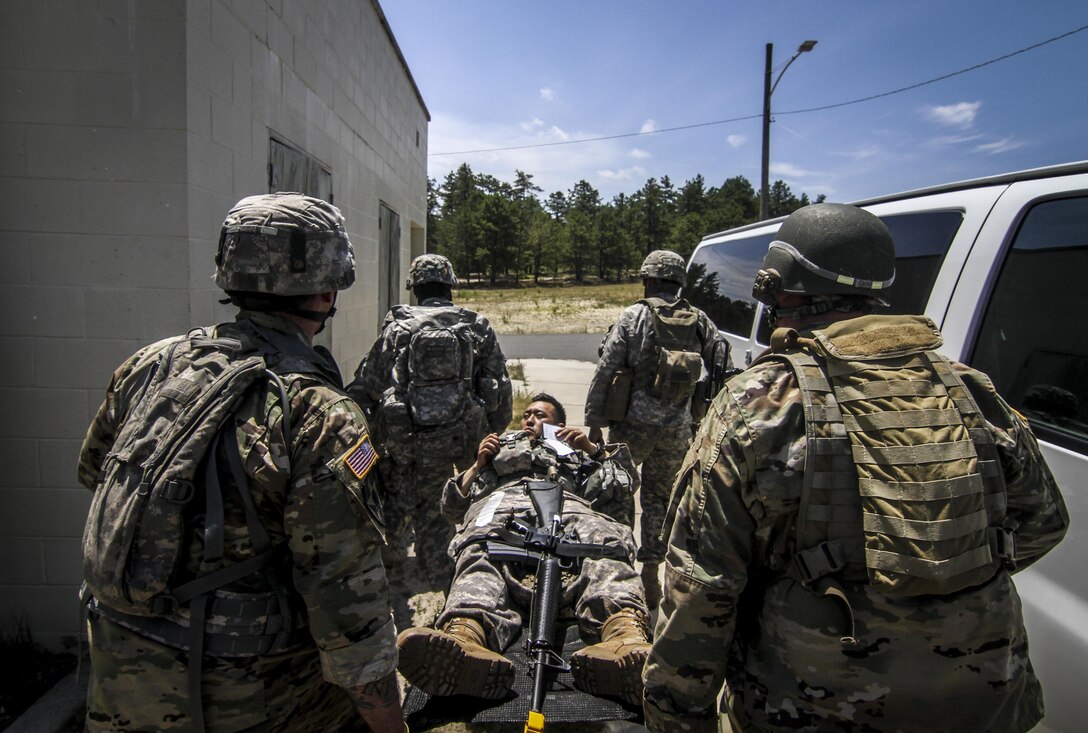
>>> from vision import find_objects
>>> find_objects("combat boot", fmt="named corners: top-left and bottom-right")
top-left (569, 608), bottom-right (652, 706)
top-left (641, 562), bottom-right (662, 610)
top-left (397, 617), bottom-right (515, 700)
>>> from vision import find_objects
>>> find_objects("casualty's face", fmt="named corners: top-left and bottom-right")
top-left (521, 401), bottom-right (558, 439)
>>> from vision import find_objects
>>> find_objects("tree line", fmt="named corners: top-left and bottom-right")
top-left (427, 162), bottom-right (825, 285)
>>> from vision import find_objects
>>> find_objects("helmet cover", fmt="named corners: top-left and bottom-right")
top-left (406, 253), bottom-right (458, 288)
top-left (638, 250), bottom-right (686, 284)
top-left (214, 192), bottom-right (355, 296)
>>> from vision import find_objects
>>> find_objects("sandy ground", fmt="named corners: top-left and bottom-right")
top-left (455, 282), bottom-right (640, 335)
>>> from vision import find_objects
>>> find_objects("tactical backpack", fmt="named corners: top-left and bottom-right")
top-left (641, 297), bottom-right (704, 404)
top-left (383, 306), bottom-right (486, 465)
top-left (82, 328), bottom-right (293, 620)
top-left (758, 316), bottom-right (1014, 636)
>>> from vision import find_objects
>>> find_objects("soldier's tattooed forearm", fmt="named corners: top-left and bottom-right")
top-left (353, 673), bottom-right (399, 709)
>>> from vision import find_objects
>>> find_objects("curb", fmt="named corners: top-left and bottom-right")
top-left (7, 667), bottom-right (86, 733)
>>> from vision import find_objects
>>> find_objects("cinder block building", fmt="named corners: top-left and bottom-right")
top-left (0, 0), bottom-right (429, 648)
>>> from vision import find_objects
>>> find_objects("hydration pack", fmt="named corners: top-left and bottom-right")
top-left (641, 297), bottom-right (703, 404)
top-left (82, 328), bottom-right (290, 618)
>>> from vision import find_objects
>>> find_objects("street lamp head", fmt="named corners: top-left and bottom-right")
top-left (798, 40), bottom-right (818, 53)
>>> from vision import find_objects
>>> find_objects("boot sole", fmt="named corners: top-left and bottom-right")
top-left (398, 628), bottom-right (515, 700)
top-left (570, 647), bottom-right (649, 707)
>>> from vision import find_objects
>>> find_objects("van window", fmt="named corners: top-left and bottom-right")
top-left (752, 210), bottom-right (963, 344)
top-left (687, 233), bottom-right (774, 338)
top-left (881, 211), bottom-right (962, 315)
top-left (970, 196), bottom-right (1088, 454)
top-left (690, 211), bottom-right (962, 344)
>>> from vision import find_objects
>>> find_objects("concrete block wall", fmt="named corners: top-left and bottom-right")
top-left (0, 0), bottom-right (428, 649)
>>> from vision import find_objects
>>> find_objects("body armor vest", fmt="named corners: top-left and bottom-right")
top-left (760, 316), bottom-right (1014, 600)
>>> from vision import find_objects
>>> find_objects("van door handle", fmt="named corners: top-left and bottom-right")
top-left (745, 349), bottom-right (752, 366)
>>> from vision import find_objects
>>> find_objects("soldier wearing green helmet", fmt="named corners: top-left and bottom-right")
top-left (585, 249), bottom-right (730, 610)
top-left (645, 203), bottom-right (1068, 733)
top-left (78, 192), bottom-right (403, 732)
top-left (349, 253), bottom-right (512, 622)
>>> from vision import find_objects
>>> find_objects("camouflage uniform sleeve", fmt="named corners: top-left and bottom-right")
top-left (955, 364), bottom-right (1069, 570)
top-left (346, 318), bottom-right (397, 414)
top-left (474, 316), bottom-right (514, 433)
top-left (643, 386), bottom-right (759, 731)
top-left (441, 473), bottom-right (472, 524)
top-left (584, 306), bottom-right (638, 428)
top-left (77, 339), bottom-right (174, 489)
top-left (698, 310), bottom-right (732, 372)
top-left (287, 387), bottom-right (397, 692)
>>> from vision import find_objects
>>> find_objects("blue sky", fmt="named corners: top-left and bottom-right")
top-left (381, 1), bottom-right (1088, 204)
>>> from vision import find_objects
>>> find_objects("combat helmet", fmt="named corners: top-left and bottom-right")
top-left (752, 203), bottom-right (895, 307)
top-left (406, 253), bottom-right (458, 288)
top-left (638, 250), bottom-right (686, 285)
top-left (214, 192), bottom-right (355, 296)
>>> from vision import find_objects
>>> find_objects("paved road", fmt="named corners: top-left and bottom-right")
top-left (497, 332), bottom-right (605, 362)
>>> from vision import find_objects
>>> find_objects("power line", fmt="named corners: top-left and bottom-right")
top-left (429, 23), bottom-right (1088, 158)
top-left (779, 22), bottom-right (1088, 116)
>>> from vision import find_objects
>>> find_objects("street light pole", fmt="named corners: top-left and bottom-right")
top-left (760, 40), bottom-right (817, 221)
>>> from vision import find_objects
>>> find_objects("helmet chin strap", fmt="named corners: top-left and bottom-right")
top-left (295, 293), bottom-right (338, 334)
top-left (768, 295), bottom-right (876, 327)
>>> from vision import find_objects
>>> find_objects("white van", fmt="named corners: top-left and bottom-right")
top-left (687, 161), bottom-right (1087, 732)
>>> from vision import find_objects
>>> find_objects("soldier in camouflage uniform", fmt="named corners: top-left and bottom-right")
top-left (349, 254), bottom-right (512, 612)
top-left (78, 193), bottom-right (403, 732)
top-left (585, 250), bottom-right (729, 608)
top-left (397, 394), bottom-right (653, 706)
top-left (643, 204), bottom-right (1070, 733)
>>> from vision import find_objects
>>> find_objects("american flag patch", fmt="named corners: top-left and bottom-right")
top-left (342, 433), bottom-right (379, 480)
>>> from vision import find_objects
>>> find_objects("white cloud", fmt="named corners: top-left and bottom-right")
top-left (520, 117), bottom-right (545, 132)
top-left (839, 145), bottom-right (881, 160)
top-left (598, 166), bottom-right (649, 182)
top-left (770, 162), bottom-right (814, 178)
top-left (640, 119), bottom-right (658, 134)
top-left (976, 136), bottom-right (1025, 154)
top-left (927, 133), bottom-right (985, 147)
top-left (924, 101), bottom-right (982, 129)
top-left (629, 148), bottom-right (652, 159)
top-left (726, 134), bottom-right (746, 149)
top-left (426, 112), bottom-right (643, 199)
top-left (540, 87), bottom-right (555, 102)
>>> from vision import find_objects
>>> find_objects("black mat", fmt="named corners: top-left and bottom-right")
top-left (403, 626), bottom-right (642, 726)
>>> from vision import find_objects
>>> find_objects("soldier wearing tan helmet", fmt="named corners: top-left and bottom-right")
top-left (349, 253), bottom-right (512, 622)
top-left (585, 249), bottom-right (730, 609)
top-left (78, 193), bottom-right (403, 731)
top-left (645, 203), bottom-right (1068, 733)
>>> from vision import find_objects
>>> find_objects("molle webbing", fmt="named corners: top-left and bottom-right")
top-left (640, 297), bottom-right (703, 402)
top-left (785, 347), bottom-right (1011, 597)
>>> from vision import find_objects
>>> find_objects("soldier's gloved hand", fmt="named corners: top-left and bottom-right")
top-left (475, 433), bottom-right (501, 469)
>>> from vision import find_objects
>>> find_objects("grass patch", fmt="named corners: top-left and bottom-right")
top-left (454, 282), bottom-right (641, 336)
top-left (507, 360), bottom-right (533, 431)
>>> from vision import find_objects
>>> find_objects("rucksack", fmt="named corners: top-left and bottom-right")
top-left (381, 307), bottom-right (486, 465)
top-left (758, 316), bottom-right (1014, 605)
top-left (641, 297), bottom-right (704, 404)
top-left (82, 328), bottom-right (290, 618)
top-left (406, 323), bottom-right (474, 426)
